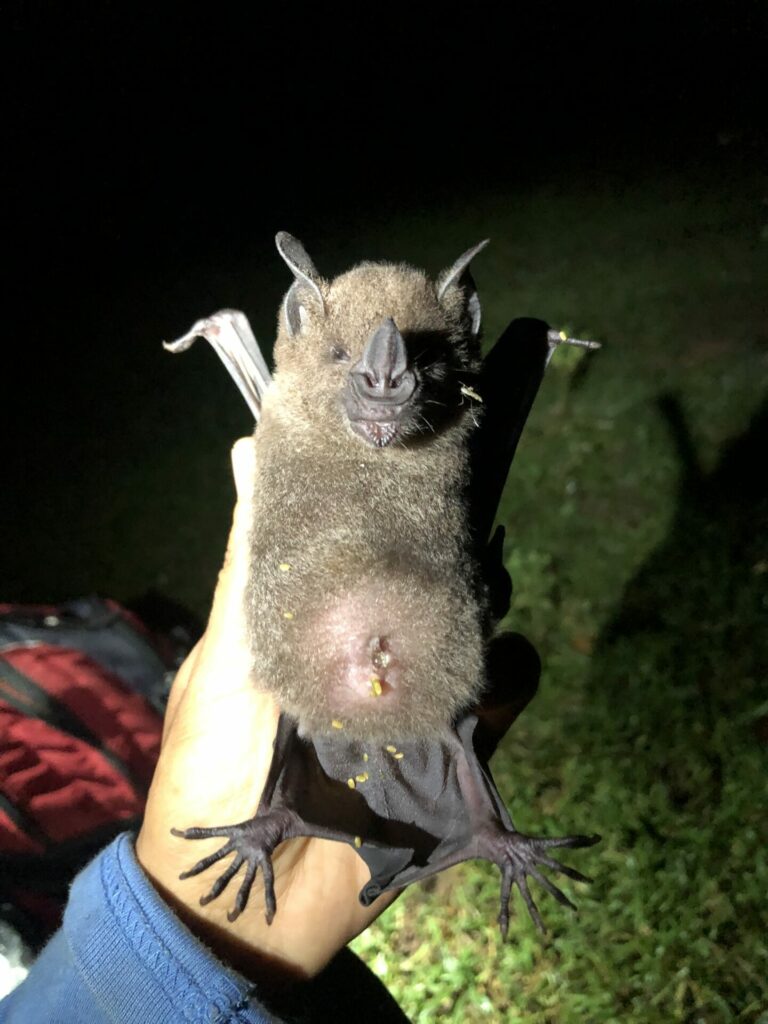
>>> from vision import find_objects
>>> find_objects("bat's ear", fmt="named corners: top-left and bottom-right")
top-left (437, 239), bottom-right (489, 340)
top-left (275, 231), bottom-right (326, 337)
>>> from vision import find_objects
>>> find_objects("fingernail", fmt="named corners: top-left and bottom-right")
top-left (231, 437), bottom-right (256, 500)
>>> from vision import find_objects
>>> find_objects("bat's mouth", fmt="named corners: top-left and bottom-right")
top-left (349, 418), bottom-right (401, 448)
top-left (342, 317), bottom-right (417, 448)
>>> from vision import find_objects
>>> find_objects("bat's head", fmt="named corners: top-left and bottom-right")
top-left (271, 233), bottom-right (488, 449)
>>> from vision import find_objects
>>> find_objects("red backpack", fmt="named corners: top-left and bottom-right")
top-left (0, 596), bottom-right (190, 950)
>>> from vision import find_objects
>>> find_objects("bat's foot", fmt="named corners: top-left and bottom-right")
top-left (171, 809), bottom-right (295, 924)
top-left (480, 828), bottom-right (601, 939)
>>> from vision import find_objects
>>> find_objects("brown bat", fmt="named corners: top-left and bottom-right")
top-left (166, 234), bottom-right (600, 937)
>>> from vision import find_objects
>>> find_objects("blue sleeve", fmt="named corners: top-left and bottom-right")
top-left (0, 833), bottom-right (270, 1023)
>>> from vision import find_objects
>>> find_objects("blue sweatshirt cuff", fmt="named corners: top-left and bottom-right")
top-left (1, 833), bottom-right (268, 1023)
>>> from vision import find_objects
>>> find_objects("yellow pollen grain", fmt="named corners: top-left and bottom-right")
top-left (331, 720), bottom-right (344, 730)
top-left (362, 753), bottom-right (369, 762)
top-left (385, 745), bottom-right (397, 754)
top-left (355, 772), bottom-right (369, 783)
top-left (559, 329), bottom-right (568, 341)
top-left (393, 752), bottom-right (404, 760)
top-left (347, 778), bottom-right (356, 789)
top-left (370, 677), bottom-right (383, 697)
top-left (278, 562), bottom-right (292, 572)
top-left (354, 836), bottom-right (362, 848)
top-left (282, 611), bottom-right (295, 620)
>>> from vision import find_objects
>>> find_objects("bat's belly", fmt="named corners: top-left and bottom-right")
top-left (246, 434), bottom-right (484, 741)
top-left (247, 555), bottom-right (485, 743)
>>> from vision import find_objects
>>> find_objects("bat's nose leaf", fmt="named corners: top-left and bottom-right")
top-left (352, 318), bottom-right (415, 403)
top-left (363, 318), bottom-right (408, 383)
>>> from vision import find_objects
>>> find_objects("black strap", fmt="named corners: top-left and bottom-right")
top-left (0, 792), bottom-right (50, 849)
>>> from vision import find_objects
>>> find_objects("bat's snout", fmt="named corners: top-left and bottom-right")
top-left (344, 318), bottom-right (416, 447)
top-left (350, 318), bottom-right (416, 405)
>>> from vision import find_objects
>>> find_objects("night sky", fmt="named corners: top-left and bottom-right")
top-left (4, 2), bottom-right (767, 599)
top-left (7, 4), bottom-right (765, 296)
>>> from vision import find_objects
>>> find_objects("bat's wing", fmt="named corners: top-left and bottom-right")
top-left (469, 318), bottom-right (551, 547)
top-left (470, 319), bottom-right (598, 542)
top-left (163, 309), bottom-right (273, 422)
top-left (469, 319), bottom-right (601, 619)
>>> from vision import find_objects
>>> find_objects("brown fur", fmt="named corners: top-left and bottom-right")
top-left (246, 255), bottom-right (488, 743)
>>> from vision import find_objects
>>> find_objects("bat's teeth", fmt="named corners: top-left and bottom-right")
top-left (366, 421), bottom-right (398, 447)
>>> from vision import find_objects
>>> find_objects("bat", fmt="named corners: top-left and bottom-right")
top-left (165, 234), bottom-right (600, 937)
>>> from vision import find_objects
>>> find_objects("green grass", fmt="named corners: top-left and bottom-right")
top-left (12, 163), bottom-right (768, 1021)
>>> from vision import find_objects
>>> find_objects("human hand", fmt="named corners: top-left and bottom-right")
top-left (135, 438), bottom-right (395, 983)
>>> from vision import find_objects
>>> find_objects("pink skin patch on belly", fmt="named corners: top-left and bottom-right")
top-left (314, 597), bottom-right (406, 712)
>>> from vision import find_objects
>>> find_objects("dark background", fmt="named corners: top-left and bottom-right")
top-left (3, 2), bottom-right (767, 603)
top-left (6, 4), bottom-right (766, 279)
top-left (5, 2), bottom-right (767, 604)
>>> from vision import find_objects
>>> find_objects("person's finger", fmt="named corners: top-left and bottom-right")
top-left (230, 434), bottom-right (256, 502)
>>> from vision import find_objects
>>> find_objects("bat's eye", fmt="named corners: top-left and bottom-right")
top-left (330, 345), bottom-right (350, 363)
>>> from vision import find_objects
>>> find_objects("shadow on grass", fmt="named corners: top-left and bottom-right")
top-left (583, 393), bottom-right (768, 1013)
top-left (592, 391), bottom-right (767, 766)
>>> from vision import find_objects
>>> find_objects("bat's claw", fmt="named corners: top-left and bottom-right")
top-left (483, 829), bottom-right (600, 938)
top-left (171, 810), bottom-right (295, 924)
